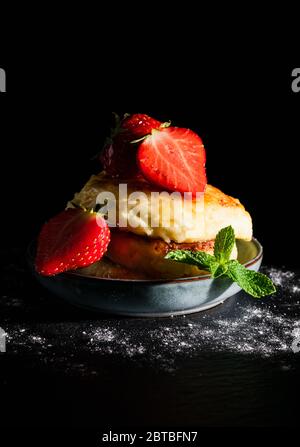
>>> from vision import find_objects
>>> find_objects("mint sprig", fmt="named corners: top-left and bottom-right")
top-left (165, 226), bottom-right (276, 298)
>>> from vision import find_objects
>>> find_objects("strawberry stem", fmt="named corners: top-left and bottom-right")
top-left (130, 121), bottom-right (171, 144)
top-left (160, 121), bottom-right (171, 129)
top-left (130, 135), bottom-right (148, 144)
top-left (70, 202), bottom-right (88, 212)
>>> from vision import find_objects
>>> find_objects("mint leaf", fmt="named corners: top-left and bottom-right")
top-left (165, 226), bottom-right (276, 299)
top-left (210, 262), bottom-right (228, 278)
top-left (227, 260), bottom-right (276, 298)
top-left (214, 225), bottom-right (235, 263)
top-left (165, 250), bottom-right (215, 271)
top-left (165, 250), bottom-right (229, 278)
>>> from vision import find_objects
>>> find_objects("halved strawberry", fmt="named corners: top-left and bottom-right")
top-left (137, 127), bottom-right (207, 195)
top-left (35, 209), bottom-right (110, 276)
top-left (100, 113), bottom-right (163, 177)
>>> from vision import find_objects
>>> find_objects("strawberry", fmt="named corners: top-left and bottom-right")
top-left (100, 113), bottom-right (163, 177)
top-left (35, 209), bottom-right (110, 276)
top-left (121, 113), bottom-right (162, 138)
top-left (100, 135), bottom-right (139, 178)
top-left (137, 127), bottom-right (207, 195)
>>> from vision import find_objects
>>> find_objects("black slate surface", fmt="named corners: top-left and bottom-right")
top-left (1, 247), bottom-right (300, 427)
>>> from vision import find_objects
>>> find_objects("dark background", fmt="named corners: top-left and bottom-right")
top-left (1, 55), bottom-right (300, 434)
top-left (0, 62), bottom-right (299, 267)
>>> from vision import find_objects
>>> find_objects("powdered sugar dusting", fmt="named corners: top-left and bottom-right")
top-left (1, 266), bottom-right (300, 375)
top-left (268, 267), bottom-right (297, 288)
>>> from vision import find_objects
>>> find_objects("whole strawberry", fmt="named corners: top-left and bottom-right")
top-left (35, 209), bottom-right (110, 276)
top-left (100, 113), bottom-right (163, 177)
top-left (100, 134), bottom-right (139, 178)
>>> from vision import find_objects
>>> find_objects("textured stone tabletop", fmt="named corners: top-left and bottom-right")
top-left (1, 248), bottom-right (300, 427)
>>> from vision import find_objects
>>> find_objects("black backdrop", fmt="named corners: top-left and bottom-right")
top-left (1, 48), bottom-right (300, 436)
top-left (0, 62), bottom-right (299, 268)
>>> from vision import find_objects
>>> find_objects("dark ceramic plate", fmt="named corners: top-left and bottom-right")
top-left (28, 239), bottom-right (263, 317)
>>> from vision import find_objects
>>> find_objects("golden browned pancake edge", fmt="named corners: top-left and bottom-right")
top-left (105, 230), bottom-right (238, 279)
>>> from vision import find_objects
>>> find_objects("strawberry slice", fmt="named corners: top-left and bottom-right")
top-left (100, 113), bottom-right (163, 177)
top-left (35, 209), bottom-right (110, 276)
top-left (137, 127), bottom-right (207, 195)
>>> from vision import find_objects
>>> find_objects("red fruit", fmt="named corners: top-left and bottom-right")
top-left (121, 113), bottom-right (162, 139)
top-left (100, 113), bottom-right (163, 177)
top-left (100, 136), bottom-right (139, 178)
top-left (35, 209), bottom-right (110, 276)
top-left (137, 127), bottom-right (207, 195)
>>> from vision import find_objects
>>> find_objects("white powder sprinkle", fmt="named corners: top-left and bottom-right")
top-left (1, 267), bottom-right (300, 375)
top-left (267, 267), bottom-right (297, 289)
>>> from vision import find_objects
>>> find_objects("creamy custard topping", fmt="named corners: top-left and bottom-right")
top-left (68, 172), bottom-right (252, 244)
